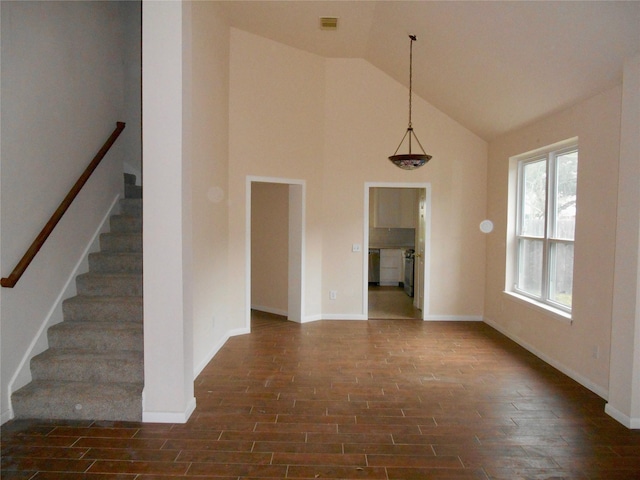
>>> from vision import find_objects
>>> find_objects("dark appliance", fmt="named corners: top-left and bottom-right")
top-left (404, 249), bottom-right (415, 297)
top-left (368, 249), bottom-right (380, 285)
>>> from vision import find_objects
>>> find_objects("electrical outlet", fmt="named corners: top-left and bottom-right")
top-left (592, 345), bottom-right (600, 359)
top-left (352, 244), bottom-right (361, 252)
top-left (330, 290), bottom-right (337, 300)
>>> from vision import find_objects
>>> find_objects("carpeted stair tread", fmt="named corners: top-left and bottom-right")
top-left (124, 173), bottom-right (137, 186)
top-left (76, 272), bottom-right (142, 297)
top-left (12, 380), bottom-right (142, 421)
top-left (110, 215), bottom-right (142, 233)
top-left (100, 232), bottom-right (142, 253)
top-left (48, 321), bottom-right (143, 351)
top-left (31, 349), bottom-right (143, 384)
top-left (119, 198), bottom-right (142, 216)
top-left (125, 184), bottom-right (142, 199)
top-left (11, 175), bottom-right (144, 422)
top-left (88, 251), bottom-right (142, 274)
top-left (62, 296), bottom-right (142, 322)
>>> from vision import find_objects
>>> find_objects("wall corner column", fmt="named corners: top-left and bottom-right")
top-left (141, 0), bottom-right (195, 423)
top-left (607, 55), bottom-right (640, 429)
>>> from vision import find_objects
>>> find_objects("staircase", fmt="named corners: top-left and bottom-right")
top-left (11, 176), bottom-right (143, 421)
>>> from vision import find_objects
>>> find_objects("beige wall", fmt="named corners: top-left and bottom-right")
top-left (229, 29), bottom-right (326, 324)
top-left (251, 183), bottom-right (289, 315)
top-left (484, 86), bottom-right (623, 396)
top-left (187, 2), bottom-right (232, 375)
top-left (229, 29), bottom-right (488, 322)
top-left (323, 58), bottom-right (488, 318)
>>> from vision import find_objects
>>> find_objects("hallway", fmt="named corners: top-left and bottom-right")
top-left (3, 317), bottom-right (640, 478)
top-left (368, 285), bottom-right (422, 320)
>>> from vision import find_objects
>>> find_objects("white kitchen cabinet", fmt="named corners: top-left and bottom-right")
top-left (379, 248), bottom-right (403, 285)
top-left (372, 188), bottom-right (417, 228)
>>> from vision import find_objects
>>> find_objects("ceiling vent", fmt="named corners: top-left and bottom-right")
top-left (319, 17), bottom-right (338, 30)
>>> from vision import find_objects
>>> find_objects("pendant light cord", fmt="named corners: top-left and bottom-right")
top-left (408, 35), bottom-right (416, 129)
top-left (388, 33), bottom-right (432, 168)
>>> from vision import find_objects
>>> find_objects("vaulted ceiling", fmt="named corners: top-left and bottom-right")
top-left (218, 1), bottom-right (640, 141)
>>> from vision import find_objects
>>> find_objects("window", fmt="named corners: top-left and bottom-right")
top-left (514, 142), bottom-right (578, 313)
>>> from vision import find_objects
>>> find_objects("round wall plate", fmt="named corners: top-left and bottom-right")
top-left (479, 219), bottom-right (494, 234)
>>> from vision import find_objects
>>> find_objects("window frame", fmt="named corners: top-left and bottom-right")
top-left (513, 142), bottom-right (578, 315)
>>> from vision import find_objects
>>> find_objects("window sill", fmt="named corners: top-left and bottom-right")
top-left (502, 291), bottom-right (573, 325)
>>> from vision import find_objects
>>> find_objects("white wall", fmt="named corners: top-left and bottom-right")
top-left (0, 1), bottom-right (132, 422)
top-left (142, 0), bottom-right (196, 422)
top-left (228, 30), bottom-right (488, 324)
top-left (119, 1), bottom-right (142, 183)
top-left (484, 86), bottom-right (623, 397)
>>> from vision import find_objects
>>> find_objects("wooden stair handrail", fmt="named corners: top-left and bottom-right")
top-left (1, 122), bottom-right (126, 288)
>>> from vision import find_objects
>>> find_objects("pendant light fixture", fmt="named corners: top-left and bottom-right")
top-left (388, 35), bottom-right (432, 170)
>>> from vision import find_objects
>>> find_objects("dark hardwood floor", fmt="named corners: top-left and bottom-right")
top-left (3, 312), bottom-right (640, 479)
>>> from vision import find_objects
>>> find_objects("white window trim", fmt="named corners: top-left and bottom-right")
top-left (509, 137), bottom-right (578, 320)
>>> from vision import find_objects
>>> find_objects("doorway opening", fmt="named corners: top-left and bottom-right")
top-left (364, 183), bottom-right (431, 320)
top-left (248, 178), bottom-right (305, 330)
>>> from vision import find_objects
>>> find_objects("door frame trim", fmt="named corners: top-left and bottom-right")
top-left (364, 182), bottom-right (431, 320)
top-left (246, 176), bottom-right (306, 329)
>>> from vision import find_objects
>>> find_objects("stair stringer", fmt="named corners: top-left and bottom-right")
top-left (6, 194), bottom-right (122, 421)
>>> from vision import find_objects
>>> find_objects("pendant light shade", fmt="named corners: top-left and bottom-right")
top-left (389, 35), bottom-right (432, 170)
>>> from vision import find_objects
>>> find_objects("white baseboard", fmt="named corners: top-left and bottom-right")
top-left (320, 314), bottom-right (368, 321)
top-left (291, 314), bottom-right (481, 323)
top-left (423, 315), bottom-right (483, 321)
top-left (484, 316), bottom-right (609, 400)
top-left (6, 194), bottom-right (121, 419)
top-left (251, 305), bottom-right (288, 317)
top-left (605, 403), bottom-right (640, 429)
top-left (142, 397), bottom-right (196, 423)
top-left (277, 314), bottom-right (369, 323)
